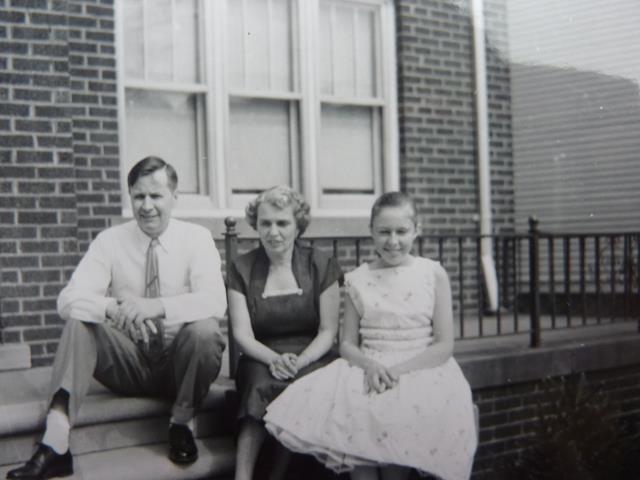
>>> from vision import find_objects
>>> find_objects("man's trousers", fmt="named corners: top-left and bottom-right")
top-left (47, 318), bottom-right (226, 425)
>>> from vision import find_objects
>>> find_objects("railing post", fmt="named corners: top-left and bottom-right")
top-left (224, 217), bottom-right (239, 377)
top-left (529, 216), bottom-right (541, 347)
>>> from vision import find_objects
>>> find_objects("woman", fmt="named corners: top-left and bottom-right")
top-left (227, 185), bottom-right (342, 480)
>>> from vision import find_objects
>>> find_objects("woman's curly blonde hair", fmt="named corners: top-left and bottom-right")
top-left (245, 185), bottom-right (311, 236)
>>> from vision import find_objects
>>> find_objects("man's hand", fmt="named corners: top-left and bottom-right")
top-left (107, 296), bottom-right (164, 346)
top-left (116, 296), bottom-right (164, 325)
top-left (125, 317), bottom-right (159, 346)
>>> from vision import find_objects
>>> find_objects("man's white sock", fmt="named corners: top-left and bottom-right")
top-left (41, 409), bottom-right (70, 454)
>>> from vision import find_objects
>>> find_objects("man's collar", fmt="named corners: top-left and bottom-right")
top-left (134, 219), bottom-right (175, 252)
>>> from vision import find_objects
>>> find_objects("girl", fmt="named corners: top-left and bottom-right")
top-left (264, 191), bottom-right (477, 480)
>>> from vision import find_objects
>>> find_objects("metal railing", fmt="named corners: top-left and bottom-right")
top-left (224, 217), bottom-right (639, 358)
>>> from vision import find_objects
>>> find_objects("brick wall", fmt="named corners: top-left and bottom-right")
top-left (0, 0), bottom-right (79, 365)
top-left (472, 364), bottom-right (640, 478)
top-left (395, 0), bottom-right (514, 234)
top-left (68, 0), bottom-right (120, 252)
top-left (0, 0), bottom-right (120, 366)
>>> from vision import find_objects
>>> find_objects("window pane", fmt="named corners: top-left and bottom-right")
top-left (124, 0), bottom-right (144, 80)
top-left (320, 2), bottom-right (378, 97)
top-left (147, 0), bottom-right (173, 81)
top-left (228, 98), bottom-right (298, 194)
top-left (333, 4), bottom-right (356, 96)
top-left (319, 104), bottom-right (379, 194)
top-left (174, 0), bottom-right (200, 83)
top-left (125, 89), bottom-right (202, 194)
top-left (356, 9), bottom-right (377, 97)
top-left (271, 0), bottom-right (296, 91)
top-left (124, 0), bottom-right (199, 83)
top-left (228, 0), bottom-right (295, 92)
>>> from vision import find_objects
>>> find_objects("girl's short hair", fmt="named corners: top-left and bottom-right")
top-left (370, 191), bottom-right (418, 227)
top-left (245, 185), bottom-right (311, 236)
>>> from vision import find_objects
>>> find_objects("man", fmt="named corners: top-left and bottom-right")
top-left (8, 156), bottom-right (227, 479)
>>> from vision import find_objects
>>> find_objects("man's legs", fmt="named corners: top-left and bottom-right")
top-left (47, 319), bottom-right (153, 422)
top-left (8, 320), bottom-right (152, 479)
top-left (161, 319), bottom-right (225, 464)
top-left (166, 319), bottom-right (226, 424)
top-left (46, 318), bottom-right (100, 427)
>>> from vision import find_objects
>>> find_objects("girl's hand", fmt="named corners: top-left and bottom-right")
top-left (268, 353), bottom-right (298, 380)
top-left (363, 361), bottom-right (398, 394)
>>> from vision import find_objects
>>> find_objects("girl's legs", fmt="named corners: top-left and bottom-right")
top-left (351, 466), bottom-right (379, 480)
top-left (235, 418), bottom-right (267, 480)
top-left (380, 465), bottom-right (411, 480)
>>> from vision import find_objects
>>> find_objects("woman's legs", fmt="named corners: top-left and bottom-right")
top-left (380, 465), bottom-right (411, 480)
top-left (267, 442), bottom-right (292, 480)
top-left (351, 466), bottom-right (379, 480)
top-left (351, 465), bottom-right (411, 480)
top-left (235, 418), bottom-right (268, 480)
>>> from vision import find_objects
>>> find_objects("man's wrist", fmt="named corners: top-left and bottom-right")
top-left (105, 298), bottom-right (119, 320)
top-left (153, 298), bottom-right (166, 318)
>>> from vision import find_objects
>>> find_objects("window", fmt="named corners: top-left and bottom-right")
top-left (116, 0), bottom-right (398, 215)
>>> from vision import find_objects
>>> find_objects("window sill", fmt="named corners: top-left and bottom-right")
top-left (117, 208), bottom-right (372, 238)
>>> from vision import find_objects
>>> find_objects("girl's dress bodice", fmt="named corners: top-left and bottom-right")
top-left (347, 258), bottom-right (437, 363)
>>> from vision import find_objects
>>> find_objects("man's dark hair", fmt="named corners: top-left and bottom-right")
top-left (127, 156), bottom-right (178, 191)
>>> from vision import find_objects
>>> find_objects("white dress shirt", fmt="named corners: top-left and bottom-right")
top-left (58, 219), bottom-right (227, 342)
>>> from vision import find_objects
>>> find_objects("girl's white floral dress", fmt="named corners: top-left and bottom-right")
top-left (264, 257), bottom-right (477, 480)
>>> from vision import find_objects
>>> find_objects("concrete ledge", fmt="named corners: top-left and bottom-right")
top-left (0, 344), bottom-right (30, 371)
top-left (0, 437), bottom-right (235, 480)
top-left (0, 367), bottom-right (234, 437)
top-left (456, 323), bottom-right (640, 389)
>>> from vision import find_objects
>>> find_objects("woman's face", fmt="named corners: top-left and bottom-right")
top-left (257, 202), bottom-right (299, 257)
top-left (371, 205), bottom-right (418, 267)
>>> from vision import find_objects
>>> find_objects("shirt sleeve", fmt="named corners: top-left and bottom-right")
top-left (160, 229), bottom-right (228, 326)
top-left (57, 232), bottom-right (116, 323)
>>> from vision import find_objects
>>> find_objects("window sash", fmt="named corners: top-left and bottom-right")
top-left (116, 0), bottom-right (398, 216)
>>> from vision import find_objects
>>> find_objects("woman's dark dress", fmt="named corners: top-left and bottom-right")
top-left (227, 243), bottom-right (342, 421)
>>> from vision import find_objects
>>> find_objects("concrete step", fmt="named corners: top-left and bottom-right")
top-left (0, 367), bottom-right (237, 466)
top-left (0, 344), bottom-right (30, 371)
top-left (0, 437), bottom-right (235, 480)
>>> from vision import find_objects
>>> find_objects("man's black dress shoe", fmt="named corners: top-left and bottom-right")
top-left (168, 423), bottom-right (198, 464)
top-left (6, 443), bottom-right (73, 479)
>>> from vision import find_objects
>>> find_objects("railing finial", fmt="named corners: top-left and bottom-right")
top-left (224, 216), bottom-right (237, 234)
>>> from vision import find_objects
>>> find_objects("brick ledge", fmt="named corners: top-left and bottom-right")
top-left (456, 323), bottom-right (640, 389)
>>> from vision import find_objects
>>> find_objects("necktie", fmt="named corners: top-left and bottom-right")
top-left (145, 238), bottom-right (161, 298)
top-left (143, 238), bottom-right (164, 355)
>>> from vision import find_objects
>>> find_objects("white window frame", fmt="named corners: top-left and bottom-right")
top-left (115, 0), bottom-right (398, 220)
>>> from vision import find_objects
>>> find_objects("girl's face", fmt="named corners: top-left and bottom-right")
top-left (257, 202), bottom-right (299, 258)
top-left (370, 205), bottom-right (418, 267)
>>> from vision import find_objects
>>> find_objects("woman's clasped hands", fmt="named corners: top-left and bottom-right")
top-left (363, 361), bottom-right (398, 395)
top-left (268, 352), bottom-right (307, 381)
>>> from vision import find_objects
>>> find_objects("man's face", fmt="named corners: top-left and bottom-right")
top-left (129, 168), bottom-right (177, 238)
